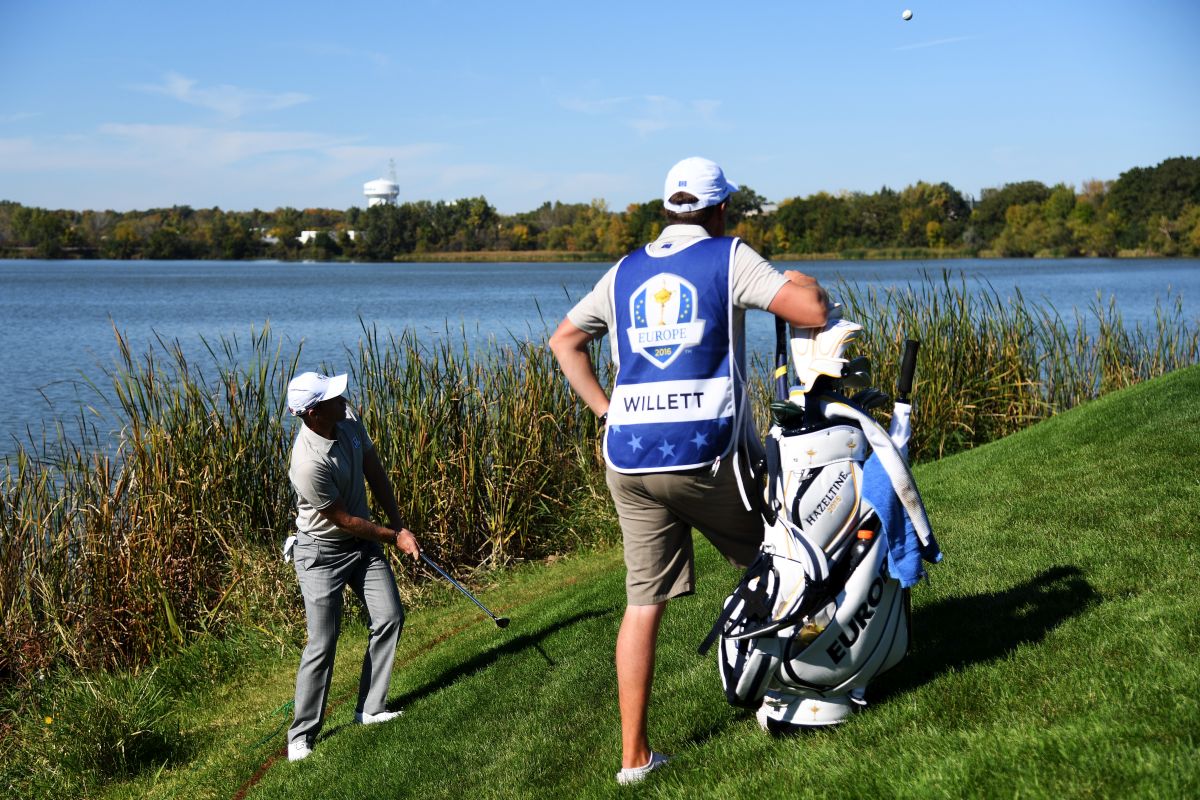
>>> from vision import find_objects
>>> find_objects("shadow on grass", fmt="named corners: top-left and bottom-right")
top-left (318, 609), bottom-right (614, 744)
top-left (874, 564), bottom-right (1101, 701)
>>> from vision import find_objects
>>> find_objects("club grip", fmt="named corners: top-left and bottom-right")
top-left (896, 339), bottom-right (920, 404)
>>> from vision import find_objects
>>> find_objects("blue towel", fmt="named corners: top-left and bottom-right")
top-left (861, 453), bottom-right (942, 588)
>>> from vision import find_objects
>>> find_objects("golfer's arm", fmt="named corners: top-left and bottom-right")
top-left (548, 317), bottom-right (609, 418)
top-left (317, 500), bottom-right (397, 545)
top-left (359, 448), bottom-right (421, 558)
top-left (768, 271), bottom-right (830, 328)
top-left (362, 447), bottom-right (403, 531)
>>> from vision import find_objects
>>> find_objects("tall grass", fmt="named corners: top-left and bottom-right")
top-left (349, 322), bottom-right (608, 567)
top-left (0, 322), bottom-right (608, 691)
top-left (1, 275), bottom-right (1197, 697)
top-left (829, 275), bottom-right (1199, 460)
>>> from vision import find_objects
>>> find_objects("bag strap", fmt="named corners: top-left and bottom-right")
top-left (698, 554), bottom-right (775, 656)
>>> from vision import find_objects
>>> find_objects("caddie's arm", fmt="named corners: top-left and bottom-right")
top-left (769, 270), bottom-right (830, 329)
top-left (548, 317), bottom-right (610, 420)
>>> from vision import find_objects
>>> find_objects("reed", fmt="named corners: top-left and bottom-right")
top-left (826, 274), bottom-right (1199, 461)
top-left (0, 322), bottom-right (609, 689)
top-left (1, 276), bottom-right (1196, 692)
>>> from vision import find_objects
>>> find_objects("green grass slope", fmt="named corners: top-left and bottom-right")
top-left (105, 366), bottom-right (1200, 800)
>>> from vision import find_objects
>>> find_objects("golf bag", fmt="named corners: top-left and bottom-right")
top-left (700, 311), bottom-right (941, 731)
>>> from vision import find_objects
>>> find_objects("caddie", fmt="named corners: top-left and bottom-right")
top-left (548, 157), bottom-right (829, 784)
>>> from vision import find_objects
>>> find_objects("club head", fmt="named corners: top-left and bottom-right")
top-left (842, 356), bottom-right (872, 390)
top-left (851, 387), bottom-right (891, 410)
top-left (495, 617), bottom-right (510, 629)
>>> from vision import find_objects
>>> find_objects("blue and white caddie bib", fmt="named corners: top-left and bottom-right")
top-left (604, 236), bottom-right (738, 473)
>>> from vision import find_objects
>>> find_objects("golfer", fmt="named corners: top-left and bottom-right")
top-left (284, 371), bottom-right (421, 762)
top-left (549, 157), bottom-right (829, 784)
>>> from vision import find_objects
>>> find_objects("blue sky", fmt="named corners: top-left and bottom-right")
top-left (2, 1), bottom-right (1197, 214)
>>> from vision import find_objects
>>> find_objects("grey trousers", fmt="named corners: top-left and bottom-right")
top-left (288, 533), bottom-right (405, 747)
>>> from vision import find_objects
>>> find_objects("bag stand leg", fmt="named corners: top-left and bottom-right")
top-left (756, 691), bottom-right (856, 732)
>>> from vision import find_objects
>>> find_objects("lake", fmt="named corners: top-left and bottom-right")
top-left (2, 257), bottom-right (1198, 450)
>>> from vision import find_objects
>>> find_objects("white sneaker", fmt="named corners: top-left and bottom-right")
top-left (355, 709), bottom-right (403, 725)
top-left (287, 740), bottom-right (312, 762)
top-left (616, 751), bottom-right (670, 785)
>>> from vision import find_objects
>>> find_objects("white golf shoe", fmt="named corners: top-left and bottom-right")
top-left (287, 740), bottom-right (312, 762)
top-left (355, 709), bottom-right (403, 725)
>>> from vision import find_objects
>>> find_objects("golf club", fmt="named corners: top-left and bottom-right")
top-left (420, 553), bottom-right (510, 628)
top-left (896, 339), bottom-right (920, 404)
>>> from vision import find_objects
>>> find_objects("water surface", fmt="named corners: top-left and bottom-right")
top-left (3, 257), bottom-right (1197, 448)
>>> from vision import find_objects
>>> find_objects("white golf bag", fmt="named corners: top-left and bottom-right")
top-left (700, 312), bottom-right (941, 732)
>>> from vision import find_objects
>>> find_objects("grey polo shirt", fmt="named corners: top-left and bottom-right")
top-left (288, 413), bottom-right (374, 542)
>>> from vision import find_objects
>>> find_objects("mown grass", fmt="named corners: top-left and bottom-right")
top-left (8, 364), bottom-right (1194, 799)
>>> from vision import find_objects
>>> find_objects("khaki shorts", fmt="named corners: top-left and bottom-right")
top-left (606, 458), bottom-right (764, 606)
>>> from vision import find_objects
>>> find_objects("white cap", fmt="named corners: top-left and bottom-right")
top-left (287, 372), bottom-right (348, 416)
top-left (663, 157), bottom-right (739, 212)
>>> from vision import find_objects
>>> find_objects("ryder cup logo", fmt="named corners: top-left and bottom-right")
top-left (626, 272), bottom-right (706, 369)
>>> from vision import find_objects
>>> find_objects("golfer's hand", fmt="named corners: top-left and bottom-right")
top-left (393, 528), bottom-right (421, 560)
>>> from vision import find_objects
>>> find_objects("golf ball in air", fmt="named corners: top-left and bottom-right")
top-left (902, 9), bottom-right (913, 20)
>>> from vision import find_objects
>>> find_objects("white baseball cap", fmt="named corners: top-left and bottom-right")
top-left (287, 371), bottom-right (348, 416)
top-left (663, 157), bottom-right (739, 212)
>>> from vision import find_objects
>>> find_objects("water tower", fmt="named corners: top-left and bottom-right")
top-left (363, 177), bottom-right (399, 207)
top-left (364, 160), bottom-right (402, 207)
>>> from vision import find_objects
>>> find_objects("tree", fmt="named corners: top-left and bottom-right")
top-left (1107, 156), bottom-right (1200, 249)
top-left (1036, 184), bottom-right (1079, 255)
top-left (772, 192), bottom-right (852, 254)
top-left (994, 203), bottom-right (1050, 257)
top-left (622, 199), bottom-right (663, 247)
top-left (12, 206), bottom-right (68, 258)
top-left (847, 188), bottom-right (901, 249)
top-left (726, 184), bottom-right (767, 227)
top-left (358, 203), bottom-right (414, 260)
top-left (101, 220), bottom-right (142, 259)
top-left (899, 182), bottom-right (969, 249)
top-left (972, 181), bottom-right (1052, 245)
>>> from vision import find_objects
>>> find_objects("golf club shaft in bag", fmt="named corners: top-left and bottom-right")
top-left (421, 553), bottom-right (510, 628)
top-left (897, 339), bottom-right (920, 405)
top-left (774, 316), bottom-right (789, 402)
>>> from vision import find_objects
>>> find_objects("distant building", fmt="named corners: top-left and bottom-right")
top-left (298, 230), bottom-right (356, 244)
top-left (743, 203), bottom-right (778, 217)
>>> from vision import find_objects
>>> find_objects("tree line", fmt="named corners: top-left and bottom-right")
top-left (2, 156), bottom-right (1197, 261)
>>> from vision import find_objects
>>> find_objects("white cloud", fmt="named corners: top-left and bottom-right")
top-left (98, 123), bottom-right (348, 164)
top-left (0, 111), bottom-right (41, 124)
top-left (558, 96), bottom-right (631, 114)
top-left (134, 72), bottom-right (311, 119)
top-left (0, 124), bottom-right (458, 209)
top-left (559, 92), bottom-right (724, 137)
top-left (629, 95), bottom-right (723, 137)
top-left (892, 36), bottom-right (976, 52)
